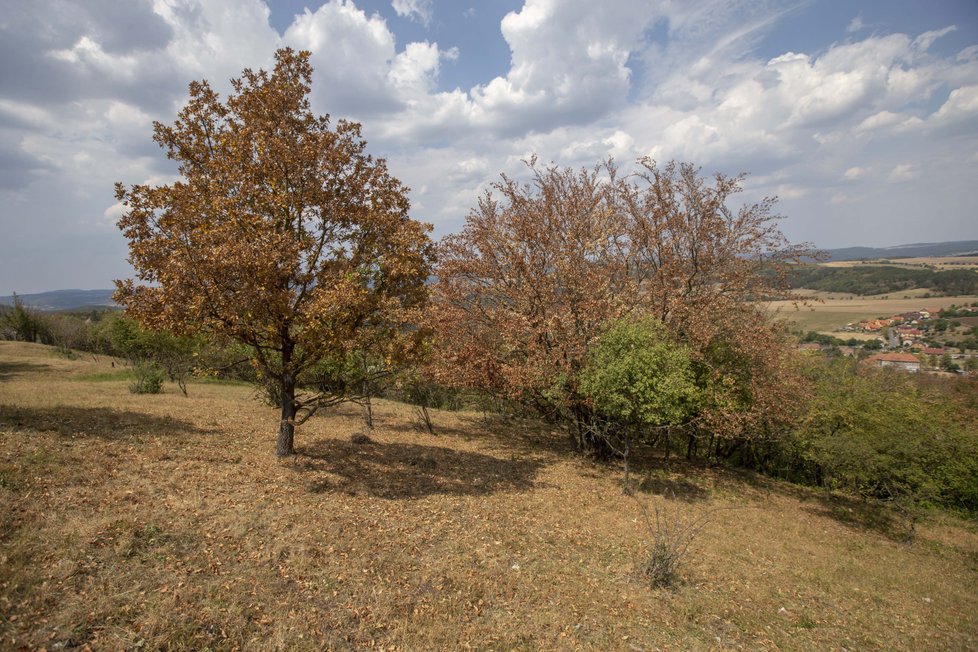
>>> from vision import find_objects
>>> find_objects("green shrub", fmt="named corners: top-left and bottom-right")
top-left (791, 358), bottom-right (978, 521)
top-left (581, 316), bottom-right (701, 433)
top-left (129, 362), bottom-right (165, 394)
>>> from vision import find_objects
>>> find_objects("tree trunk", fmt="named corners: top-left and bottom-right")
top-left (416, 404), bottom-right (434, 434)
top-left (276, 339), bottom-right (297, 457)
top-left (277, 377), bottom-right (296, 457)
top-left (571, 404), bottom-right (612, 459)
top-left (361, 395), bottom-right (374, 430)
top-left (360, 358), bottom-right (374, 430)
top-left (621, 432), bottom-right (632, 495)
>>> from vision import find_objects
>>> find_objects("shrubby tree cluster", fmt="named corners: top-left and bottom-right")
top-left (579, 316), bottom-right (702, 483)
top-left (772, 358), bottom-right (978, 523)
top-left (1, 294), bottom-right (50, 344)
top-left (430, 158), bottom-right (810, 457)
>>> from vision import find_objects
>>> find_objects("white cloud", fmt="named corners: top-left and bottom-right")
top-left (153, 0), bottom-right (279, 81)
top-left (774, 184), bottom-right (808, 199)
top-left (49, 36), bottom-right (141, 79)
top-left (100, 201), bottom-right (126, 227)
top-left (388, 41), bottom-right (442, 95)
top-left (603, 130), bottom-right (635, 158)
top-left (465, 0), bottom-right (658, 131)
top-left (888, 163), bottom-right (915, 182)
top-left (928, 85), bottom-right (978, 127)
top-left (856, 110), bottom-right (902, 132)
top-left (913, 26), bottom-right (957, 53)
top-left (283, 2), bottom-right (401, 115)
top-left (3, 0), bottom-right (978, 292)
top-left (391, 0), bottom-right (433, 26)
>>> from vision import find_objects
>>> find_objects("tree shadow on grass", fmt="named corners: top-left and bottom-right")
top-left (298, 437), bottom-right (548, 499)
top-left (802, 494), bottom-right (912, 542)
top-left (386, 412), bottom-right (575, 460)
top-left (384, 410), bottom-right (576, 460)
top-left (0, 404), bottom-right (213, 441)
top-left (0, 360), bottom-right (53, 381)
top-left (630, 471), bottom-right (713, 503)
top-left (469, 414), bottom-right (577, 455)
top-left (712, 464), bottom-right (914, 541)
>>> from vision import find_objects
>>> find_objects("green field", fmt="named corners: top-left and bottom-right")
top-left (768, 294), bottom-right (978, 333)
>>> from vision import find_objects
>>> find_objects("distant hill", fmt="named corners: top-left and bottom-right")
top-left (789, 265), bottom-right (978, 296)
top-left (0, 289), bottom-right (117, 311)
top-left (823, 240), bottom-right (978, 261)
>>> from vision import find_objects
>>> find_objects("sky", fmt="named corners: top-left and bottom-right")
top-left (1, 0), bottom-right (977, 294)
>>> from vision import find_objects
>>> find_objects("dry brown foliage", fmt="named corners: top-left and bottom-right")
top-left (3, 342), bottom-right (976, 650)
top-left (431, 159), bottom-right (812, 453)
top-left (114, 49), bottom-right (434, 456)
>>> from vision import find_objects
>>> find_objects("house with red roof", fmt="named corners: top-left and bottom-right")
top-left (866, 352), bottom-right (921, 373)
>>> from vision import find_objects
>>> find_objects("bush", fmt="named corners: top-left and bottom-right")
top-left (637, 496), bottom-right (713, 589)
top-left (129, 362), bottom-right (165, 394)
top-left (579, 316), bottom-right (702, 484)
top-left (1, 294), bottom-right (50, 343)
top-left (789, 358), bottom-right (978, 523)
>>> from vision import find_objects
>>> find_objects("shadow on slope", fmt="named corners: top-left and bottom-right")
top-left (387, 413), bottom-right (575, 460)
top-left (0, 360), bottom-right (53, 381)
top-left (0, 404), bottom-right (213, 440)
top-left (299, 437), bottom-right (548, 499)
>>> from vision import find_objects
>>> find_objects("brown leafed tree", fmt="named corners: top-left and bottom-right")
top-left (114, 48), bottom-right (434, 456)
top-left (431, 158), bottom-right (811, 456)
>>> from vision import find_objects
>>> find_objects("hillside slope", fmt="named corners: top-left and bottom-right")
top-left (1, 341), bottom-right (977, 650)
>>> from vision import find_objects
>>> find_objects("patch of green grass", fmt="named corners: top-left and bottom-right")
top-left (796, 612), bottom-right (818, 629)
top-left (191, 376), bottom-right (252, 387)
top-left (75, 369), bottom-right (136, 382)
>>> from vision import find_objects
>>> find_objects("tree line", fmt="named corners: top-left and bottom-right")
top-left (789, 264), bottom-right (978, 296)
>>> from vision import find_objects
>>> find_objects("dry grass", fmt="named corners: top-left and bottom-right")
top-left (768, 294), bottom-right (978, 332)
top-left (822, 257), bottom-right (978, 270)
top-left (2, 341), bottom-right (977, 650)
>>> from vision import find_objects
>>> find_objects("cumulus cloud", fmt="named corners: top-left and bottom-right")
top-left (856, 111), bottom-right (906, 132)
top-left (2, 0), bottom-right (978, 292)
top-left (391, 0), bottom-right (433, 26)
top-left (284, 2), bottom-right (403, 115)
top-left (928, 85), bottom-right (978, 129)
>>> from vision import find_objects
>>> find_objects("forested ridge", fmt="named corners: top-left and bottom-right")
top-left (790, 264), bottom-right (978, 295)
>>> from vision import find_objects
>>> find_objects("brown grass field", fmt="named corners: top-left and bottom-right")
top-left (821, 257), bottom-right (978, 270)
top-left (2, 341), bottom-right (977, 650)
top-left (767, 294), bottom-right (978, 333)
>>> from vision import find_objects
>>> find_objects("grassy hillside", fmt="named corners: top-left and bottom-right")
top-left (2, 342), bottom-right (977, 650)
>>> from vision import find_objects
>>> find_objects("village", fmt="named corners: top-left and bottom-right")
top-left (797, 303), bottom-right (978, 374)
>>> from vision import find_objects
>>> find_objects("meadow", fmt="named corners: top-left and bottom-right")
top-left (1, 341), bottom-right (977, 650)
top-left (767, 293), bottom-right (978, 334)
top-left (822, 257), bottom-right (978, 270)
